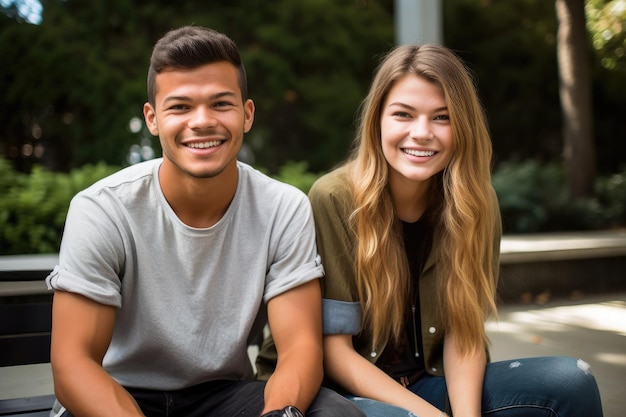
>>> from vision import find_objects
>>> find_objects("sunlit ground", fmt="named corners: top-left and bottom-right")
top-left (487, 293), bottom-right (626, 417)
top-left (488, 299), bottom-right (626, 337)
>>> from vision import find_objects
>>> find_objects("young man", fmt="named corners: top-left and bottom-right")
top-left (46, 26), bottom-right (364, 417)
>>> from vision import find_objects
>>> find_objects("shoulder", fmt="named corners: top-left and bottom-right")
top-left (238, 161), bottom-right (304, 195)
top-left (236, 161), bottom-right (310, 215)
top-left (308, 165), bottom-right (353, 209)
top-left (309, 166), bottom-right (353, 215)
top-left (78, 159), bottom-right (160, 199)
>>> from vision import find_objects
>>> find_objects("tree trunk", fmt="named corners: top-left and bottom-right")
top-left (555, 0), bottom-right (596, 197)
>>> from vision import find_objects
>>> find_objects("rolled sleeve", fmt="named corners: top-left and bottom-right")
top-left (322, 298), bottom-right (362, 335)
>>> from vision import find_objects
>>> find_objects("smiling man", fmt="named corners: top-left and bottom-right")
top-left (46, 26), bottom-right (364, 417)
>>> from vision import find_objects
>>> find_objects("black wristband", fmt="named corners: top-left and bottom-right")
top-left (260, 405), bottom-right (304, 417)
top-left (260, 411), bottom-right (283, 417)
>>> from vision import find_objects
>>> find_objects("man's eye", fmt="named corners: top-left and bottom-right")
top-left (168, 105), bottom-right (188, 110)
top-left (215, 101), bottom-right (233, 108)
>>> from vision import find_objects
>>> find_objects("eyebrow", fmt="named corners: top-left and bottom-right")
top-left (387, 102), bottom-right (448, 113)
top-left (162, 91), bottom-right (238, 104)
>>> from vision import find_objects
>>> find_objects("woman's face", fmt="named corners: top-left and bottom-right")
top-left (380, 74), bottom-right (454, 189)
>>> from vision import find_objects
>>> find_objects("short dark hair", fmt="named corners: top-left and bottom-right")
top-left (147, 26), bottom-right (248, 106)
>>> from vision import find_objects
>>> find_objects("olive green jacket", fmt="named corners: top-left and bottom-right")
top-left (256, 165), bottom-right (501, 380)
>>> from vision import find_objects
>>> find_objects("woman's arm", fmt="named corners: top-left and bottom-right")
top-left (324, 334), bottom-right (445, 417)
top-left (443, 330), bottom-right (486, 417)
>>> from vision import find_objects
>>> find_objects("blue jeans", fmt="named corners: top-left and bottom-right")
top-left (58, 379), bottom-right (366, 417)
top-left (347, 356), bottom-right (604, 417)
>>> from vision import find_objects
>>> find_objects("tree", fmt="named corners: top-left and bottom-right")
top-left (443, 0), bottom-right (563, 166)
top-left (3, 0), bottom-right (625, 177)
top-left (556, 0), bottom-right (596, 197)
top-left (0, 0), bottom-right (394, 174)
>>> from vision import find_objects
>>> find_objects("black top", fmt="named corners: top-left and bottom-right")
top-left (375, 218), bottom-right (433, 385)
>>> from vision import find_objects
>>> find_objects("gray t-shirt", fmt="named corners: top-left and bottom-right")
top-left (46, 158), bottom-right (323, 390)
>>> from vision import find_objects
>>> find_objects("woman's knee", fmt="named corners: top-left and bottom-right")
top-left (485, 356), bottom-right (603, 416)
top-left (544, 356), bottom-right (600, 390)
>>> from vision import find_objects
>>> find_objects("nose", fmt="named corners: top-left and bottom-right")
top-left (409, 117), bottom-right (433, 142)
top-left (188, 106), bottom-right (217, 130)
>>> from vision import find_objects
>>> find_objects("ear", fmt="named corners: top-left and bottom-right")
top-left (143, 102), bottom-right (159, 136)
top-left (243, 99), bottom-right (255, 134)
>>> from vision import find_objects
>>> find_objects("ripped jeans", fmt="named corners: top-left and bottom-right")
top-left (347, 356), bottom-right (604, 417)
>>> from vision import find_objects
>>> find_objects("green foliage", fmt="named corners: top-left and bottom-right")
top-left (444, 0), bottom-right (626, 174)
top-left (585, 0), bottom-right (626, 172)
top-left (2, 157), bottom-right (626, 254)
top-left (444, 0), bottom-right (562, 166)
top-left (2, 0), bottom-right (626, 243)
top-left (227, 0), bottom-right (394, 173)
top-left (272, 161), bottom-right (321, 194)
top-left (586, 0), bottom-right (626, 72)
top-left (0, 160), bottom-right (118, 254)
top-left (492, 160), bottom-right (626, 233)
top-left (0, 0), bottom-right (393, 175)
top-left (0, 3), bottom-right (154, 172)
top-left (595, 167), bottom-right (626, 226)
top-left (0, 157), bottom-right (320, 254)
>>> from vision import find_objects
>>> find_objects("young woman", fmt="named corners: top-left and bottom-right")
top-left (309, 44), bottom-right (604, 417)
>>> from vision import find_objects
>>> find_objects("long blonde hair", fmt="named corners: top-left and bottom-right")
top-left (348, 44), bottom-right (498, 355)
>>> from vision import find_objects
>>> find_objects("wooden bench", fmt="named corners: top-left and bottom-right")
top-left (0, 255), bottom-right (57, 417)
top-left (0, 254), bottom-right (265, 417)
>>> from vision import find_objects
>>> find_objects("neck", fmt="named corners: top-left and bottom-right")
top-left (389, 176), bottom-right (431, 223)
top-left (159, 161), bottom-right (238, 228)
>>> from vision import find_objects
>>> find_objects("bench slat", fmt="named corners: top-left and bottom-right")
top-left (0, 304), bottom-right (52, 335)
top-left (0, 394), bottom-right (56, 416)
top-left (0, 334), bottom-right (51, 367)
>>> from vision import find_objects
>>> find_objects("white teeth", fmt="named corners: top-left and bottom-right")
top-left (187, 141), bottom-right (221, 149)
top-left (404, 149), bottom-right (435, 157)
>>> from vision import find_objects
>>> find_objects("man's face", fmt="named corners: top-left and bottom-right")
top-left (143, 61), bottom-right (254, 180)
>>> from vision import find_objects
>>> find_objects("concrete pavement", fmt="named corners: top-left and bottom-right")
top-left (487, 292), bottom-right (626, 417)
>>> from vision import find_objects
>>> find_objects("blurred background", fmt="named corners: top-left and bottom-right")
top-left (1, 0), bottom-right (625, 254)
top-left (1, 2), bottom-right (625, 414)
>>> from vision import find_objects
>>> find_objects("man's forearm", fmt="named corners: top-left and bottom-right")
top-left (53, 360), bottom-right (143, 417)
top-left (262, 346), bottom-right (323, 414)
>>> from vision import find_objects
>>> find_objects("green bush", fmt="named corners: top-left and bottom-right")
top-left (0, 161), bottom-right (119, 255)
top-left (595, 167), bottom-right (626, 227)
top-left (3, 158), bottom-right (624, 254)
top-left (0, 158), bottom-right (320, 255)
top-left (272, 160), bottom-right (321, 194)
top-left (492, 160), bottom-right (626, 233)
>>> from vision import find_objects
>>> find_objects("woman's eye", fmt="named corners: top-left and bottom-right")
top-left (434, 114), bottom-right (450, 121)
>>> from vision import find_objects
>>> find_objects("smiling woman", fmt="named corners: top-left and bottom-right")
top-left (275, 43), bottom-right (607, 417)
